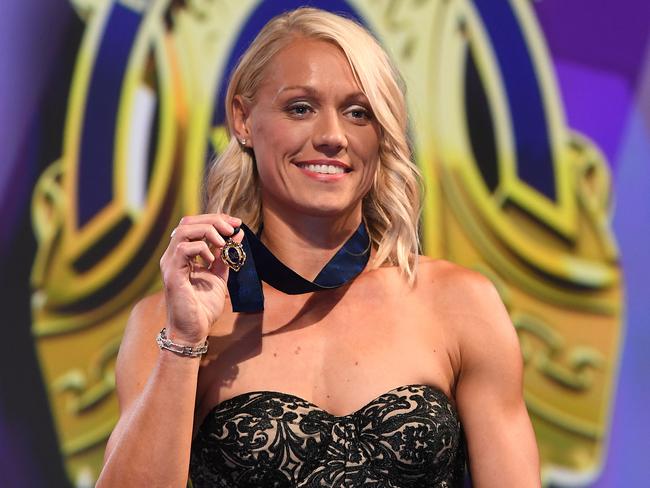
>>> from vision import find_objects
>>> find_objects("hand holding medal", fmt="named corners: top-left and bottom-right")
top-left (159, 213), bottom-right (244, 346)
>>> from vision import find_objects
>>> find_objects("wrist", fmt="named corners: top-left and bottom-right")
top-left (165, 327), bottom-right (208, 346)
top-left (156, 327), bottom-right (208, 358)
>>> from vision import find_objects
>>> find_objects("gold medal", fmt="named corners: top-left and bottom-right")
top-left (220, 227), bottom-right (246, 271)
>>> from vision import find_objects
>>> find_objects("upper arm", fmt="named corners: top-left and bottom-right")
top-left (452, 271), bottom-right (540, 486)
top-left (104, 292), bottom-right (166, 460)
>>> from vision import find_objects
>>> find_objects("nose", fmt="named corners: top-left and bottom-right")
top-left (313, 109), bottom-right (347, 155)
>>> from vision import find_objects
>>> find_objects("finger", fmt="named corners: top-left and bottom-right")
top-left (226, 215), bottom-right (242, 227)
top-left (170, 223), bottom-right (226, 248)
top-left (177, 214), bottom-right (241, 236)
top-left (229, 226), bottom-right (244, 243)
top-left (172, 240), bottom-right (215, 269)
top-left (162, 239), bottom-right (216, 286)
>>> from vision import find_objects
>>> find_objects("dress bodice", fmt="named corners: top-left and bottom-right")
top-left (189, 384), bottom-right (466, 487)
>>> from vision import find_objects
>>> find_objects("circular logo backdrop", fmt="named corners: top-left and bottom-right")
top-left (30, 1), bottom-right (622, 485)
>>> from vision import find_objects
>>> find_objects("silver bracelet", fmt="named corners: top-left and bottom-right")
top-left (156, 327), bottom-right (208, 358)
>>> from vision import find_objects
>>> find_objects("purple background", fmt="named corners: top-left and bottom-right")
top-left (0, 1), bottom-right (648, 486)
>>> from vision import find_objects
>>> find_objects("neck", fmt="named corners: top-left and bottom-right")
top-left (259, 204), bottom-right (363, 281)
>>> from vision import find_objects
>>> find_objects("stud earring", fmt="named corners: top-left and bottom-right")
top-left (240, 138), bottom-right (247, 146)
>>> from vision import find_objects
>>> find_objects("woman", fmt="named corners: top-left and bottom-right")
top-left (97, 7), bottom-right (540, 487)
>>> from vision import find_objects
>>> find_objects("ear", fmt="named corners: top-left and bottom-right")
top-left (232, 95), bottom-right (252, 147)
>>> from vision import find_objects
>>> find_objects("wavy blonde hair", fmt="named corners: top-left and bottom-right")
top-left (203, 7), bottom-right (422, 283)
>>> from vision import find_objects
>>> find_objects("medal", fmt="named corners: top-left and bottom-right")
top-left (220, 226), bottom-right (246, 272)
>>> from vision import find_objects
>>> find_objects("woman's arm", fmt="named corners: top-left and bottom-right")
top-left (453, 271), bottom-right (540, 487)
top-left (96, 213), bottom-right (242, 487)
top-left (96, 294), bottom-right (201, 487)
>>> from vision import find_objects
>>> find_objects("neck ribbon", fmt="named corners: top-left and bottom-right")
top-left (227, 222), bottom-right (371, 312)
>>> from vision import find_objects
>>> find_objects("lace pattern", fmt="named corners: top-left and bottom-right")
top-left (190, 384), bottom-right (466, 487)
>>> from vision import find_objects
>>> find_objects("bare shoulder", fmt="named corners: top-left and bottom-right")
top-left (417, 255), bottom-right (486, 281)
top-left (416, 256), bottom-right (498, 302)
top-left (416, 257), bottom-right (515, 349)
top-left (372, 256), bottom-right (502, 318)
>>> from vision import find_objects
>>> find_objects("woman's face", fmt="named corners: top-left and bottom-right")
top-left (239, 38), bottom-right (381, 220)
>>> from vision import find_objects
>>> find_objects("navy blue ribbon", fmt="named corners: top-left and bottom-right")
top-left (227, 223), bottom-right (371, 312)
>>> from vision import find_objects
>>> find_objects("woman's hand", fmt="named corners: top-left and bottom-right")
top-left (159, 213), bottom-right (243, 344)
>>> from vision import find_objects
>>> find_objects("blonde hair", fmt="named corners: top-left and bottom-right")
top-left (203, 7), bottom-right (422, 283)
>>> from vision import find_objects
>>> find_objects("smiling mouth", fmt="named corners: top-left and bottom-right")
top-left (294, 161), bottom-right (352, 175)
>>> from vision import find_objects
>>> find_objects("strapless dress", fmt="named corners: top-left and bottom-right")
top-left (189, 384), bottom-right (466, 487)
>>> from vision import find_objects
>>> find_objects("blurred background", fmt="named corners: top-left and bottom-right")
top-left (0, 0), bottom-right (648, 486)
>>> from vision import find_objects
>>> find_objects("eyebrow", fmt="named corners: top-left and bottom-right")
top-left (276, 85), bottom-right (318, 96)
top-left (274, 85), bottom-right (369, 103)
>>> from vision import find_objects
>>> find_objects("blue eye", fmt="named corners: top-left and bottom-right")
top-left (347, 106), bottom-right (371, 121)
top-left (288, 103), bottom-right (312, 116)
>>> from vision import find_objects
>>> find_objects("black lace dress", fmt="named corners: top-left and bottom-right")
top-left (189, 384), bottom-right (466, 487)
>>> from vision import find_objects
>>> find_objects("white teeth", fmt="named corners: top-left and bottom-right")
top-left (299, 164), bottom-right (346, 175)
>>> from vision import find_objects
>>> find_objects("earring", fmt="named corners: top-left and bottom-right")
top-left (240, 138), bottom-right (247, 146)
